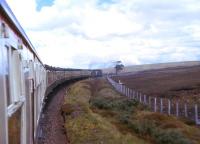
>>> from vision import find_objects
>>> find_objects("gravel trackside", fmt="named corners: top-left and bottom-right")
top-left (37, 85), bottom-right (69, 144)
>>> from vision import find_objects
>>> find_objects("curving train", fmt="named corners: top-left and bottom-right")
top-left (0, 1), bottom-right (102, 144)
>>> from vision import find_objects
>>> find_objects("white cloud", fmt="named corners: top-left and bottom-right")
top-left (6, 0), bottom-right (200, 68)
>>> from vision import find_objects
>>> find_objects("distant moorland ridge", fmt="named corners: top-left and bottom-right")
top-left (102, 61), bottom-right (200, 74)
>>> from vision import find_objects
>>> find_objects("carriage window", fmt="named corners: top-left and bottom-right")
top-left (0, 22), bottom-right (9, 38)
top-left (8, 107), bottom-right (22, 144)
top-left (6, 46), bottom-right (11, 106)
top-left (6, 46), bottom-right (22, 104)
top-left (11, 47), bottom-right (22, 101)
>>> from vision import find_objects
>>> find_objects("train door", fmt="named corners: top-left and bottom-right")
top-left (0, 40), bottom-right (9, 144)
top-left (34, 60), bottom-right (39, 137)
top-left (28, 59), bottom-right (35, 143)
top-left (6, 44), bottom-right (26, 144)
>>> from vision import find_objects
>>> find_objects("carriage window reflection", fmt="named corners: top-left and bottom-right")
top-left (8, 107), bottom-right (22, 144)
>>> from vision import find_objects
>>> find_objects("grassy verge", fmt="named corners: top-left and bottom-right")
top-left (62, 78), bottom-right (200, 144)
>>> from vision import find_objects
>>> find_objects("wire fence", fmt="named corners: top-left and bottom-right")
top-left (107, 76), bottom-right (200, 125)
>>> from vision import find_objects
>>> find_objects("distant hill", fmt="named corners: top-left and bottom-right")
top-left (102, 61), bottom-right (200, 74)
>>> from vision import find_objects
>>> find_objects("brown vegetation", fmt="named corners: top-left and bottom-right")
top-left (113, 66), bottom-right (200, 104)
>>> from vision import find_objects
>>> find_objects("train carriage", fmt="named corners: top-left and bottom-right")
top-left (0, 1), bottom-right (46, 144)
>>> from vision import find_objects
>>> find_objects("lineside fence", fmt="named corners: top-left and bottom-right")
top-left (107, 76), bottom-right (200, 125)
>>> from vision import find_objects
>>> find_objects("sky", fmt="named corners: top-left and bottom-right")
top-left (6, 0), bottom-right (200, 69)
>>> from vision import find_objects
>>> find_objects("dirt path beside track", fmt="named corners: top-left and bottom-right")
top-left (37, 85), bottom-right (69, 144)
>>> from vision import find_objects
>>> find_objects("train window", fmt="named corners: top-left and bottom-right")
top-left (12, 47), bottom-right (22, 101)
top-left (17, 39), bottom-right (23, 49)
top-left (19, 53), bottom-right (25, 96)
top-left (6, 46), bottom-right (22, 103)
top-left (5, 46), bottom-right (11, 106)
top-left (0, 22), bottom-right (9, 38)
top-left (8, 107), bottom-right (22, 144)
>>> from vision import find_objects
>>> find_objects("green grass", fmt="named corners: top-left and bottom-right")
top-left (62, 78), bottom-right (200, 144)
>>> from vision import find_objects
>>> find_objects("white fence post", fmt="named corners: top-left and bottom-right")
top-left (154, 97), bottom-right (157, 112)
top-left (127, 88), bottom-right (129, 98)
top-left (126, 87), bottom-right (128, 97)
top-left (127, 87), bottom-right (129, 97)
top-left (124, 86), bottom-right (126, 96)
top-left (125, 87), bottom-right (127, 96)
top-left (195, 104), bottom-right (199, 125)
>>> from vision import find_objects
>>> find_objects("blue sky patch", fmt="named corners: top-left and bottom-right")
top-left (36, 0), bottom-right (54, 11)
top-left (97, 0), bottom-right (116, 6)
